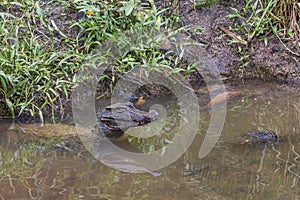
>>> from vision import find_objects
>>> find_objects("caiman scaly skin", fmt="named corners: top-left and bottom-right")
top-left (242, 130), bottom-right (278, 144)
top-left (95, 102), bottom-right (158, 139)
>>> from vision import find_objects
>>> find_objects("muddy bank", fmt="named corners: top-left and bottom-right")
top-left (1, 0), bottom-right (299, 121)
top-left (165, 0), bottom-right (299, 83)
top-left (23, 0), bottom-right (300, 84)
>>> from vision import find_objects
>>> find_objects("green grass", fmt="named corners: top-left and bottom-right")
top-left (0, 0), bottom-right (185, 122)
top-left (0, 1), bottom-right (83, 121)
top-left (191, 0), bottom-right (219, 9)
top-left (1, 0), bottom-right (297, 122)
top-left (227, 0), bottom-right (299, 54)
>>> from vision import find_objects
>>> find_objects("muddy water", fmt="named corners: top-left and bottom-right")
top-left (1, 81), bottom-right (300, 199)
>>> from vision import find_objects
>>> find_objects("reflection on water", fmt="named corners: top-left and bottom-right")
top-left (183, 83), bottom-right (300, 199)
top-left (1, 82), bottom-right (300, 199)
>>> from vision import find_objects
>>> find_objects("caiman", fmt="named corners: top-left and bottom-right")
top-left (95, 96), bottom-right (159, 139)
top-left (240, 130), bottom-right (278, 144)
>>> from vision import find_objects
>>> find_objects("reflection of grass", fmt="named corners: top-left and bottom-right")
top-left (0, 142), bottom-right (166, 199)
top-left (244, 139), bottom-right (300, 199)
top-left (0, 138), bottom-right (85, 198)
top-left (0, 145), bottom-right (46, 193)
top-left (180, 94), bottom-right (300, 197)
top-left (0, 131), bottom-right (80, 190)
top-left (229, 96), bottom-right (300, 196)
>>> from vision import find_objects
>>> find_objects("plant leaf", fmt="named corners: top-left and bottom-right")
top-left (125, 0), bottom-right (135, 16)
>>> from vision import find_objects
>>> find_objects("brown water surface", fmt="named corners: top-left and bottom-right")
top-left (1, 81), bottom-right (300, 199)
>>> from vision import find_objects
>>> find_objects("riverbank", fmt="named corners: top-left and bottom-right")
top-left (0, 0), bottom-right (299, 121)
top-left (169, 0), bottom-right (299, 82)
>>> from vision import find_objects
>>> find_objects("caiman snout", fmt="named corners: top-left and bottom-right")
top-left (96, 101), bottom-right (159, 139)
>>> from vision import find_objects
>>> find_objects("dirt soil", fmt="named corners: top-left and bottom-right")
top-left (159, 0), bottom-right (300, 83)
top-left (3, 0), bottom-right (300, 121)
top-left (40, 0), bottom-right (299, 83)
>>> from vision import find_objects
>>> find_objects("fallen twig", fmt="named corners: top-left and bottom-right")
top-left (219, 26), bottom-right (248, 45)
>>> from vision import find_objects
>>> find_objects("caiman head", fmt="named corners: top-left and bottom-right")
top-left (96, 100), bottom-right (158, 139)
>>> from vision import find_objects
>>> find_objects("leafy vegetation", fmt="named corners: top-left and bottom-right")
top-left (0, 0), bottom-right (183, 121)
top-left (0, 0), bottom-right (298, 121)
top-left (227, 0), bottom-right (299, 55)
top-left (0, 1), bottom-right (82, 121)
